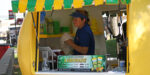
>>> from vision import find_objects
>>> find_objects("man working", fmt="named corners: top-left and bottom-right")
top-left (65, 9), bottom-right (95, 55)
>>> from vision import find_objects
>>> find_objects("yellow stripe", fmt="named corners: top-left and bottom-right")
top-left (19, 0), bottom-right (28, 13)
top-left (73, 0), bottom-right (84, 8)
top-left (35, 0), bottom-right (45, 12)
top-left (54, 0), bottom-right (64, 10)
top-left (94, 0), bottom-right (104, 6)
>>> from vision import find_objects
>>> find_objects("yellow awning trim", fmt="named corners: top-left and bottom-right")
top-left (94, 0), bottom-right (104, 6)
top-left (73, 0), bottom-right (84, 8)
top-left (54, 0), bottom-right (64, 10)
top-left (19, 0), bottom-right (28, 13)
top-left (35, 0), bottom-right (45, 12)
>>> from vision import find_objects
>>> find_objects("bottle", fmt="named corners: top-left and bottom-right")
top-left (112, 60), bottom-right (125, 72)
top-left (42, 58), bottom-right (50, 71)
top-left (42, 51), bottom-right (50, 71)
top-left (45, 17), bottom-right (53, 34)
top-left (40, 11), bottom-right (47, 34)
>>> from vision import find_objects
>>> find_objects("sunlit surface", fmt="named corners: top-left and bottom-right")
top-left (127, 0), bottom-right (150, 75)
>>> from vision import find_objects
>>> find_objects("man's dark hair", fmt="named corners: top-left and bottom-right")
top-left (75, 9), bottom-right (90, 24)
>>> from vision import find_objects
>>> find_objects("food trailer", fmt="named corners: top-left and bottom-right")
top-left (11, 0), bottom-right (150, 75)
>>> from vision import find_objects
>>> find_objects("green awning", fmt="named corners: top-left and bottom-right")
top-left (11, 0), bottom-right (131, 13)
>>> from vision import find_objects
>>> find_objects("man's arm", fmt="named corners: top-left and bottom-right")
top-left (65, 39), bottom-right (88, 55)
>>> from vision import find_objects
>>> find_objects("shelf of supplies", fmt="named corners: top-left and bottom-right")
top-left (40, 32), bottom-right (103, 38)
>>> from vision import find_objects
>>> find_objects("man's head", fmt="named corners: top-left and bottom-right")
top-left (70, 9), bottom-right (89, 28)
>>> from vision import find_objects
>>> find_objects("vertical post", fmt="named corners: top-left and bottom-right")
top-left (23, 13), bottom-right (25, 18)
top-left (126, 4), bottom-right (130, 73)
top-left (31, 12), bottom-right (39, 72)
top-left (14, 13), bottom-right (17, 46)
top-left (35, 12), bottom-right (39, 71)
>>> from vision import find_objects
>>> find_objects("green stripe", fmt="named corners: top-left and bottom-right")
top-left (11, 0), bottom-right (19, 13)
top-left (121, 0), bottom-right (131, 4)
top-left (27, 0), bottom-right (37, 12)
top-left (121, 0), bottom-right (126, 4)
top-left (126, 0), bottom-right (131, 4)
top-left (106, 0), bottom-right (118, 4)
top-left (45, 0), bottom-right (54, 10)
top-left (84, 0), bottom-right (93, 6)
top-left (64, 0), bottom-right (73, 9)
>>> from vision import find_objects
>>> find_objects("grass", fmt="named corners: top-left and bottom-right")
top-left (13, 64), bottom-right (22, 75)
top-left (13, 49), bottom-right (22, 75)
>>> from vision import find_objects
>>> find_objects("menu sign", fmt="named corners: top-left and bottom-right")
top-left (58, 55), bottom-right (106, 72)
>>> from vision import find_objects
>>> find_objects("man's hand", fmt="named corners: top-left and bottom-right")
top-left (65, 39), bottom-right (74, 46)
top-left (64, 39), bottom-right (88, 55)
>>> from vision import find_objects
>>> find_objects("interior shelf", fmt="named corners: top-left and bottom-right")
top-left (40, 32), bottom-right (103, 38)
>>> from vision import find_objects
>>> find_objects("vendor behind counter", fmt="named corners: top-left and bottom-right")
top-left (64, 9), bottom-right (95, 55)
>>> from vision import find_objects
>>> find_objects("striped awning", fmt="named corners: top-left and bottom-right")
top-left (12, 0), bottom-right (130, 13)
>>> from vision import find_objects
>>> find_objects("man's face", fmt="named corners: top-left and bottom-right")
top-left (72, 17), bottom-right (85, 28)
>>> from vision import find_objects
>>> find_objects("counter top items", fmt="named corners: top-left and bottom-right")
top-left (111, 60), bottom-right (126, 73)
top-left (39, 47), bottom-right (65, 71)
top-left (39, 47), bottom-right (57, 71)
